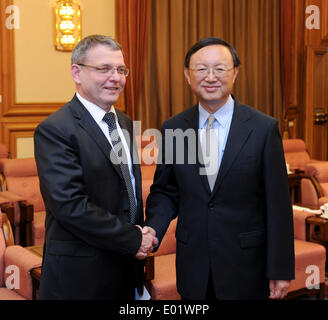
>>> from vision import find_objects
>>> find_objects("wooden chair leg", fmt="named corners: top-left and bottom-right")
top-left (316, 282), bottom-right (326, 300)
top-left (144, 254), bottom-right (154, 293)
top-left (20, 202), bottom-right (34, 246)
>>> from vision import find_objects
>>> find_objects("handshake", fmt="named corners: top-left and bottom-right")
top-left (135, 225), bottom-right (158, 260)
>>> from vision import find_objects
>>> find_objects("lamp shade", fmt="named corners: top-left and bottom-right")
top-left (54, 0), bottom-right (81, 51)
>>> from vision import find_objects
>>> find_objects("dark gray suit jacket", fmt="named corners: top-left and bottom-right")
top-left (34, 95), bottom-right (144, 299)
top-left (145, 99), bottom-right (295, 299)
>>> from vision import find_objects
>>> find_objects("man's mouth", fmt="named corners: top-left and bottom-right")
top-left (104, 87), bottom-right (120, 92)
top-left (203, 86), bottom-right (220, 92)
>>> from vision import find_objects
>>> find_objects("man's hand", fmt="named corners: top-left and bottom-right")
top-left (135, 226), bottom-right (158, 260)
top-left (269, 280), bottom-right (290, 299)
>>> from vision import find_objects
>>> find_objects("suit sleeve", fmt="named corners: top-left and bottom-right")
top-left (145, 123), bottom-right (179, 244)
top-left (34, 120), bottom-right (142, 256)
top-left (263, 120), bottom-right (295, 280)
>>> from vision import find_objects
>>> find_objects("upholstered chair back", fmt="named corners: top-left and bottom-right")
top-left (0, 212), bottom-right (43, 299)
top-left (0, 158), bottom-right (44, 212)
top-left (283, 139), bottom-right (311, 171)
top-left (289, 210), bottom-right (326, 297)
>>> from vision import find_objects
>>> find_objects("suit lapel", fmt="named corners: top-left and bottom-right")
top-left (69, 96), bottom-right (123, 180)
top-left (183, 105), bottom-right (212, 195)
top-left (210, 101), bottom-right (253, 198)
top-left (116, 110), bottom-right (143, 205)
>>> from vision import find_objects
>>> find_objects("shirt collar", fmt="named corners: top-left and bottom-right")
top-left (198, 95), bottom-right (234, 129)
top-left (76, 92), bottom-right (116, 125)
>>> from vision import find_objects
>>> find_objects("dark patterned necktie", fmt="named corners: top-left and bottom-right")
top-left (103, 112), bottom-right (137, 224)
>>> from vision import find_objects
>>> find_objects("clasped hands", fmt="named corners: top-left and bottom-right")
top-left (135, 225), bottom-right (158, 260)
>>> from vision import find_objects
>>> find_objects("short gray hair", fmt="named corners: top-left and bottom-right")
top-left (71, 34), bottom-right (124, 65)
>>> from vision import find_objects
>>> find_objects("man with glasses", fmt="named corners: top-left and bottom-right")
top-left (145, 37), bottom-right (295, 300)
top-left (34, 35), bottom-right (157, 299)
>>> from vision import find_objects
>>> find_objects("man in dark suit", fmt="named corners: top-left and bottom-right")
top-left (145, 37), bottom-right (295, 300)
top-left (34, 35), bottom-right (157, 300)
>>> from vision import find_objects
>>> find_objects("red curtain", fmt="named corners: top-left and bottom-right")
top-left (116, 0), bottom-right (150, 119)
top-left (280, 0), bottom-right (295, 134)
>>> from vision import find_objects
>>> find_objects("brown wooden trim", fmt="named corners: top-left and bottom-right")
top-left (0, 0), bottom-right (66, 117)
top-left (0, 203), bottom-right (14, 229)
top-left (1, 0), bottom-right (125, 120)
top-left (1, 121), bottom-right (39, 158)
top-left (3, 103), bottom-right (64, 117)
top-left (321, 0), bottom-right (328, 43)
top-left (1, 212), bottom-right (14, 247)
top-left (0, 173), bottom-right (6, 192)
top-left (304, 46), bottom-right (328, 157)
top-left (0, 0), bottom-right (13, 117)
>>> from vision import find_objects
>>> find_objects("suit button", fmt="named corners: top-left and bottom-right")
top-left (209, 203), bottom-right (214, 209)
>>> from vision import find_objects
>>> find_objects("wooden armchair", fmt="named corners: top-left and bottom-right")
top-left (0, 158), bottom-right (45, 246)
top-left (0, 192), bottom-right (32, 246)
top-left (286, 209), bottom-right (326, 299)
top-left (283, 139), bottom-right (328, 207)
top-left (144, 218), bottom-right (180, 300)
top-left (144, 210), bottom-right (326, 300)
top-left (0, 212), bottom-right (42, 299)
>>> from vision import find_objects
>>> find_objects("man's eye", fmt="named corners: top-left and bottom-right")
top-left (117, 68), bottom-right (125, 74)
top-left (215, 68), bottom-right (224, 72)
top-left (99, 68), bottom-right (110, 73)
top-left (197, 68), bottom-right (207, 72)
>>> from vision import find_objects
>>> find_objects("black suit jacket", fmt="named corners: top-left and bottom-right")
top-left (34, 95), bottom-right (144, 299)
top-left (145, 99), bottom-right (295, 299)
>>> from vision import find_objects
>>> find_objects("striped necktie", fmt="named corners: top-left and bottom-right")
top-left (103, 112), bottom-right (137, 223)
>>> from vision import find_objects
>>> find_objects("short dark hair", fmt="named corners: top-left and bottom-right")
top-left (184, 37), bottom-right (241, 68)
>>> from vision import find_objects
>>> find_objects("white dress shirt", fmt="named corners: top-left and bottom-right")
top-left (76, 92), bottom-right (137, 203)
top-left (198, 95), bottom-right (234, 168)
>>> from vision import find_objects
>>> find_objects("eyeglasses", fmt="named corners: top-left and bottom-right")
top-left (77, 64), bottom-right (129, 76)
top-left (189, 66), bottom-right (234, 78)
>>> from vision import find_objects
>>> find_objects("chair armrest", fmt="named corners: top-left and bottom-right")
top-left (0, 191), bottom-right (34, 246)
top-left (0, 201), bottom-right (15, 228)
top-left (305, 162), bottom-right (328, 183)
top-left (293, 209), bottom-right (314, 241)
top-left (288, 173), bottom-right (324, 205)
top-left (318, 197), bottom-right (328, 206)
top-left (0, 173), bottom-right (6, 192)
top-left (301, 175), bottom-right (324, 198)
top-left (0, 191), bottom-right (31, 224)
top-left (1, 213), bottom-right (14, 246)
top-left (4, 245), bottom-right (42, 300)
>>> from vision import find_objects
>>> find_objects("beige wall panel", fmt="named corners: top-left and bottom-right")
top-left (1, 121), bottom-right (39, 158)
top-left (16, 136), bottom-right (34, 159)
top-left (14, 0), bottom-right (115, 104)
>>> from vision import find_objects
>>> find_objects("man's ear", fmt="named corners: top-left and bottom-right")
top-left (233, 66), bottom-right (239, 83)
top-left (184, 67), bottom-right (191, 85)
top-left (71, 64), bottom-right (81, 84)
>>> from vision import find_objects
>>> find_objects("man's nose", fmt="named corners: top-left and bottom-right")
top-left (108, 70), bottom-right (121, 81)
top-left (205, 69), bottom-right (218, 81)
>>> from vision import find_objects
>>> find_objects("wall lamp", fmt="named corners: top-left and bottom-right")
top-left (54, 0), bottom-right (81, 51)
